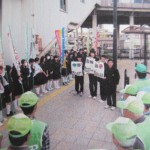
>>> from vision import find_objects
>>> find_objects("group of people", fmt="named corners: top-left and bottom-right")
top-left (0, 91), bottom-right (50, 149)
top-left (107, 63), bottom-right (150, 149)
top-left (73, 49), bottom-right (120, 111)
top-left (0, 48), bottom-right (89, 121)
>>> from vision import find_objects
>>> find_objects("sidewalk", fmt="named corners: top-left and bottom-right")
top-left (0, 59), bottom-right (146, 149)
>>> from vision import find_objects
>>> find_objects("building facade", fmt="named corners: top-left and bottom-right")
top-left (0, 0), bottom-right (99, 64)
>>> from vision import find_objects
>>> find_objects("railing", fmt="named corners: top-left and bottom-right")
top-left (38, 38), bottom-right (57, 57)
top-left (100, 0), bottom-right (150, 9)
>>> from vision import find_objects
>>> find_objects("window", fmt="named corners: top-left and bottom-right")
top-left (60, 0), bottom-right (67, 11)
top-left (80, 0), bottom-right (85, 3)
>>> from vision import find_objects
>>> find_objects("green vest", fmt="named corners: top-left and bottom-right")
top-left (28, 119), bottom-right (47, 150)
top-left (137, 117), bottom-right (150, 150)
top-left (133, 78), bottom-right (150, 92)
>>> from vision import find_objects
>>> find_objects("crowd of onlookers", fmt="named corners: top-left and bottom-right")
top-left (107, 63), bottom-right (150, 149)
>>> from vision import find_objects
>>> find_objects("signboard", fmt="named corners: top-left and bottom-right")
top-left (71, 61), bottom-right (83, 76)
top-left (94, 61), bottom-right (104, 78)
top-left (84, 57), bottom-right (95, 73)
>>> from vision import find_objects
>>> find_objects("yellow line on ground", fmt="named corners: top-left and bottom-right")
top-left (0, 80), bottom-right (75, 132)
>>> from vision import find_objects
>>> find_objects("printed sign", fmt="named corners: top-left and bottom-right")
top-left (71, 61), bottom-right (83, 76)
top-left (84, 57), bottom-right (95, 73)
top-left (94, 61), bottom-right (104, 78)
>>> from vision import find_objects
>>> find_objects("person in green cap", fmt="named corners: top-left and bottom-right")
top-left (2, 113), bottom-right (37, 150)
top-left (120, 84), bottom-right (138, 100)
top-left (133, 63), bottom-right (150, 92)
top-left (117, 96), bottom-right (145, 122)
top-left (117, 96), bottom-right (150, 150)
top-left (106, 117), bottom-right (145, 150)
top-left (19, 91), bottom-right (50, 150)
top-left (136, 91), bottom-right (150, 116)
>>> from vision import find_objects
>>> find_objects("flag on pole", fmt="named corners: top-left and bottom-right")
top-left (94, 32), bottom-right (98, 54)
top-left (61, 27), bottom-right (65, 62)
top-left (7, 26), bottom-right (20, 72)
top-left (25, 24), bottom-right (29, 60)
top-left (0, 38), bottom-right (4, 67)
top-left (29, 28), bottom-right (35, 59)
top-left (55, 30), bottom-right (62, 56)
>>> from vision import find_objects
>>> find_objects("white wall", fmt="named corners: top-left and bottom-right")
top-left (2, 0), bottom-right (100, 64)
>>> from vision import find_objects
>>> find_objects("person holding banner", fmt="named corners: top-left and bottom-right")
top-left (33, 57), bottom-right (48, 96)
top-left (20, 59), bottom-right (30, 92)
top-left (11, 65), bottom-right (24, 111)
top-left (52, 55), bottom-right (61, 89)
top-left (88, 49), bottom-right (97, 99)
top-left (97, 55), bottom-right (109, 103)
top-left (40, 56), bottom-right (48, 94)
top-left (105, 59), bottom-right (120, 110)
top-left (0, 66), bottom-right (13, 117)
top-left (73, 54), bottom-right (84, 96)
top-left (45, 54), bottom-right (54, 91)
top-left (62, 52), bottom-right (69, 86)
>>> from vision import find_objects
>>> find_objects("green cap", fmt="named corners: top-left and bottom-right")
top-left (117, 96), bottom-right (144, 115)
top-left (7, 113), bottom-right (32, 138)
top-left (135, 64), bottom-right (147, 73)
top-left (19, 91), bottom-right (38, 108)
top-left (120, 84), bottom-right (138, 95)
top-left (106, 117), bottom-right (137, 142)
top-left (137, 91), bottom-right (150, 104)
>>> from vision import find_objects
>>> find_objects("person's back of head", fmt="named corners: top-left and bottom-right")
top-left (19, 91), bottom-right (38, 117)
top-left (7, 113), bottom-right (32, 147)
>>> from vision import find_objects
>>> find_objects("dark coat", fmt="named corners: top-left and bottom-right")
top-left (106, 66), bottom-right (120, 95)
top-left (52, 60), bottom-right (61, 80)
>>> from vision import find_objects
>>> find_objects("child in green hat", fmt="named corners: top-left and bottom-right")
top-left (2, 113), bottom-right (37, 150)
top-left (136, 91), bottom-right (150, 116)
top-left (19, 91), bottom-right (50, 150)
top-left (117, 96), bottom-right (150, 150)
top-left (107, 117), bottom-right (145, 150)
top-left (133, 63), bottom-right (150, 92)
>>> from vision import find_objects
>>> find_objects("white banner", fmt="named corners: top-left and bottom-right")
top-left (7, 27), bottom-right (20, 72)
top-left (71, 61), bottom-right (83, 76)
top-left (84, 57), bottom-right (95, 73)
top-left (94, 61), bottom-right (104, 78)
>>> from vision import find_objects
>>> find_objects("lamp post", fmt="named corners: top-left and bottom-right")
top-left (113, 0), bottom-right (118, 68)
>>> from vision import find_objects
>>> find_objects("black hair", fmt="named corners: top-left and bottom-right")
top-left (34, 57), bottom-right (39, 62)
top-left (9, 131), bottom-right (30, 146)
top-left (108, 59), bottom-right (113, 62)
top-left (29, 58), bottom-right (35, 64)
top-left (40, 56), bottom-right (45, 63)
top-left (144, 104), bottom-right (150, 110)
top-left (20, 103), bottom-right (36, 115)
top-left (101, 55), bottom-right (107, 59)
top-left (0, 65), bottom-right (3, 70)
top-left (21, 59), bottom-right (26, 65)
top-left (136, 71), bottom-right (147, 79)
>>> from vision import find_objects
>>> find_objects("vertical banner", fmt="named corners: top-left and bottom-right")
top-left (25, 24), bottom-right (29, 60)
top-left (7, 26), bottom-right (20, 72)
top-left (94, 32), bottom-right (98, 54)
top-left (0, 38), bottom-right (4, 67)
top-left (30, 28), bottom-right (35, 59)
top-left (61, 27), bottom-right (65, 62)
top-left (86, 30), bottom-right (90, 55)
top-left (55, 30), bottom-right (62, 56)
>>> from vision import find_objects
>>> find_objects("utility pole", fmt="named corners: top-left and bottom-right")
top-left (113, 0), bottom-right (118, 68)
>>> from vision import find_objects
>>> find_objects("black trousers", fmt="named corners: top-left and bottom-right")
top-left (75, 75), bottom-right (83, 93)
top-left (88, 74), bottom-right (97, 97)
top-left (97, 78), bottom-right (107, 101)
top-left (107, 86), bottom-right (117, 107)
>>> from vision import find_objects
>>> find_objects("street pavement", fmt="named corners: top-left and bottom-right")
top-left (0, 59), bottom-right (147, 150)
